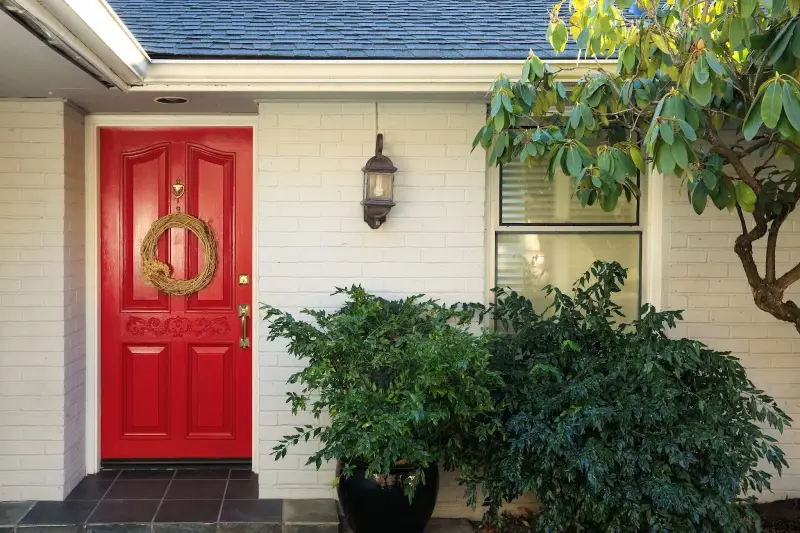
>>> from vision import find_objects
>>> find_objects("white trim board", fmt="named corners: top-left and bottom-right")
top-left (140, 59), bottom-right (617, 93)
top-left (83, 114), bottom-right (260, 475)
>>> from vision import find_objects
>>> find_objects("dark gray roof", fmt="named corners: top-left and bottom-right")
top-left (108, 0), bottom-right (579, 60)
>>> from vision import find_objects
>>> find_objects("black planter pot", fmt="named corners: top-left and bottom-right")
top-left (337, 461), bottom-right (439, 533)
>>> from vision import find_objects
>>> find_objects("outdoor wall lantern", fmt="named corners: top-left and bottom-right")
top-left (362, 133), bottom-right (397, 229)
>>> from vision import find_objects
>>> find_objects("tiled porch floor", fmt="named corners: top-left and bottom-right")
top-left (0, 468), bottom-right (338, 533)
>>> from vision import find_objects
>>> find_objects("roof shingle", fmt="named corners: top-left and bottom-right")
top-left (107, 0), bottom-right (580, 60)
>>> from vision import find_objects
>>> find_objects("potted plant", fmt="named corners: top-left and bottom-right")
top-left (263, 287), bottom-right (498, 533)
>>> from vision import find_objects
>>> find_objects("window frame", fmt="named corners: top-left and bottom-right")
top-left (486, 162), bottom-right (663, 312)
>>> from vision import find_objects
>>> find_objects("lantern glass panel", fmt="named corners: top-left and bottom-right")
top-left (365, 172), bottom-right (394, 201)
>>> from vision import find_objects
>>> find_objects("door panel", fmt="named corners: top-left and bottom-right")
top-left (121, 143), bottom-right (170, 311)
top-left (122, 345), bottom-right (170, 437)
top-left (100, 127), bottom-right (252, 460)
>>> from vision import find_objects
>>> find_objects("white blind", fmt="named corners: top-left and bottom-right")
top-left (500, 161), bottom-right (638, 224)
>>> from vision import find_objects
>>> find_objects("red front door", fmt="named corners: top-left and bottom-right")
top-left (100, 128), bottom-right (252, 460)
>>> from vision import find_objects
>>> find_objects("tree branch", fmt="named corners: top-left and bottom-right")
top-left (734, 206), bottom-right (767, 291)
top-left (776, 263), bottom-right (800, 293)
top-left (708, 129), bottom-right (762, 192)
top-left (766, 213), bottom-right (787, 283)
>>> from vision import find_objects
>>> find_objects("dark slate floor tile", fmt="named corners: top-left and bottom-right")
top-left (66, 478), bottom-right (113, 501)
top-left (17, 526), bottom-right (85, 533)
top-left (154, 500), bottom-right (222, 523)
top-left (119, 470), bottom-right (176, 480)
top-left (165, 480), bottom-right (226, 500)
top-left (223, 480), bottom-right (258, 500)
top-left (19, 501), bottom-right (97, 525)
top-left (283, 500), bottom-right (338, 524)
top-left (174, 469), bottom-right (229, 480)
top-left (86, 525), bottom-right (151, 533)
top-left (218, 524), bottom-right (280, 533)
top-left (0, 502), bottom-right (34, 526)
top-left (228, 470), bottom-right (256, 481)
top-left (152, 524), bottom-right (217, 533)
top-left (88, 500), bottom-right (160, 524)
top-left (106, 480), bottom-right (170, 500)
top-left (283, 526), bottom-right (338, 533)
top-left (94, 471), bottom-right (122, 481)
top-left (219, 500), bottom-right (282, 523)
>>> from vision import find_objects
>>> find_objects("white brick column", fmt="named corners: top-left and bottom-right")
top-left (256, 101), bottom-right (486, 517)
top-left (0, 100), bottom-right (86, 500)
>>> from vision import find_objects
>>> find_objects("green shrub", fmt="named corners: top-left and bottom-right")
top-left (263, 287), bottom-right (499, 497)
top-left (460, 261), bottom-right (791, 532)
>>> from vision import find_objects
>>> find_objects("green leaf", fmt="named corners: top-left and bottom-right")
top-left (691, 78), bottom-right (713, 106)
top-left (664, 95), bottom-right (685, 120)
top-left (494, 111), bottom-right (506, 130)
top-left (703, 170), bottom-right (719, 190)
top-left (490, 94), bottom-right (502, 117)
top-left (792, 21), bottom-right (800, 58)
top-left (677, 120), bottom-right (697, 141)
top-left (577, 28), bottom-right (590, 48)
top-left (729, 17), bottom-right (747, 49)
top-left (531, 56), bottom-right (545, 78)
top-left (550, 20), bottom-right (568, 53)
top-left (739, 0), bottom-right (757, 16)
top-left (600, 191), bottom-right (619, 211)
top-left (656, 142), bottom-right (675, 175)
top-left (761, 81), bottom-right (784, 129)
top-left (630, 146), bottom-right (645, 172)
top-left (691, 182), bottom-right (708, 214)
top-left (566, 147), bottom-right (583, 177)
top-left (651, 34), bottom-right (672, 54)
top-left (705, 51), bottom-right (725, 75)
top-left (660, 121), bottom-right (675, 144)
top-left (501, 93), bottom-right (513, 113)
top-left (743, 97), bottom-right (764, 140)
top-left (672, 139), bottom-right (689, 169)
top-left (521, 61), bottom-right (532, 83)
top-left (622, 46), bottom-right (635, 70)
top-left (570, 106), bottom-right (582, 129)
top-left (735, 181), bottom-right (758, 210)
top-left (782, 82), bottom-right (800, 131)
top-left (471, 128), bottom-right (484, 150)
top-left (769, 19), bottom-right (797, 65)
top-left (693, 56), bottom-right (710, 85)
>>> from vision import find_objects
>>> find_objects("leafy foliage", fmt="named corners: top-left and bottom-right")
top-left (477, 0), bottom-right (800, 332)
top-left (262, 287), bottom-right (499, 498)
top-left (459, 262), bottom-right (791, 532)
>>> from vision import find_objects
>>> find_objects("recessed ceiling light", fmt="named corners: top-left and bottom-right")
top-left (154, 96), bottom-right (189, 105)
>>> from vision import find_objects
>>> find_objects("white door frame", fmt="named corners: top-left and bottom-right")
top-left (84, 114), bottom-right (260, 474)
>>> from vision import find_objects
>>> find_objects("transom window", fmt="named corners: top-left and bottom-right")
top-left (491, 161), bottom-right (643, 319)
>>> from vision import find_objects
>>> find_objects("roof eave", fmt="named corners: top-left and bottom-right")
top-left (1, 0), bottom-right (149, 89)
top-left (138, 58), bottom-right (617, 94)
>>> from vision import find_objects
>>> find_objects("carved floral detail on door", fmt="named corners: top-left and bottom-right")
top-left (125, 316), bottom-right (230, 338)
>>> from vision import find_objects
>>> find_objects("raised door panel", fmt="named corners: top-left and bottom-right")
top-left (186, 143), bottom-right (235, 312)
top-left (121, 345), bottom-right (170, 438)
top-left (187, 344), bottom-right (235, 438)
top-left (121, 143), bottom-right (171, 311)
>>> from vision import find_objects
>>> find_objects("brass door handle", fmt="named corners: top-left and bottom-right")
top-left (238, 304), bottom-right (250, 348)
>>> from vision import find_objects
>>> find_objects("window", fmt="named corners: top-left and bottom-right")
top-left (491, 161), bottom-right (643, 319)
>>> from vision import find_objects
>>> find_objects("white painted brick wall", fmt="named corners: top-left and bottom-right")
top-left (63, 105), bottom-right (85, 496)
top-left (663, 177), bottom-right (800, 501)
top-left (257, 101), bottom-right (486, 517)
top-left (0, 100), bottom-right (85, 500)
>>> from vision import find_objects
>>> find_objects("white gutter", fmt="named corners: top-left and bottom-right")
top-left (1, 0), bottom-right (148, 89)
top-left (139, 59), bottom-right (618, 94)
